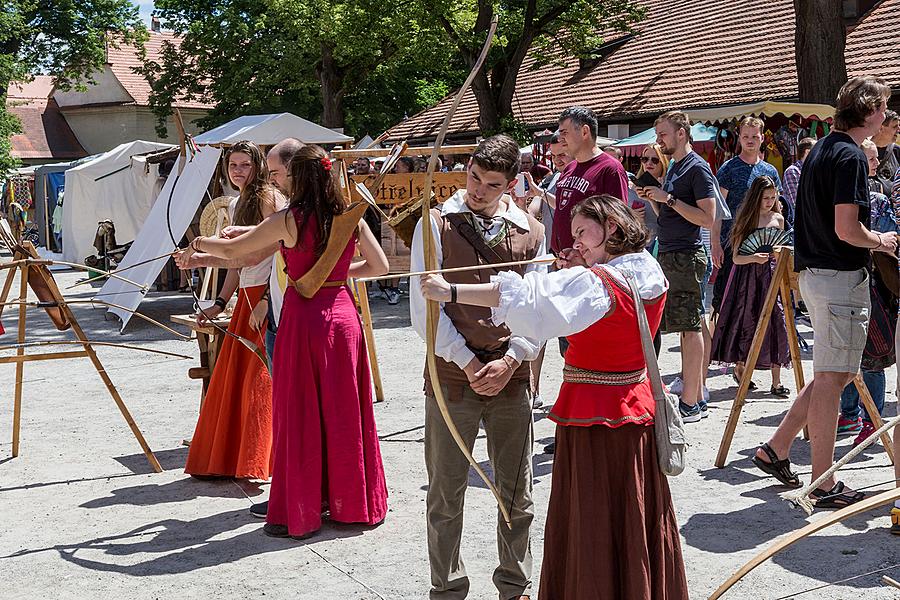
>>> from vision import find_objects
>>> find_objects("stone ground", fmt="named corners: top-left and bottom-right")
top-left (2, 266), bottom-right (900, 600)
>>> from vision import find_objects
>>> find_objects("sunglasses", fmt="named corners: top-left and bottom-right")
top-left (640, 156), bottom-right (661, 165)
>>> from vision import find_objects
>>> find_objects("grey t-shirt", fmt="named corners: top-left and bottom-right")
top-left (657, 151), bottom-right (717, 253)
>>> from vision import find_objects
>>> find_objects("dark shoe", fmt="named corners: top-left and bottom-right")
top-left (732, 372), bottom-right (757, 390)
top-left (751, 442), bottom-right (802, 487)
top-left (249, 500), bottom-right (268, 518)
top-left (190, 474), bottom-right (231, 481)
top-left (810, 481), bottom-right (865, 509)
top-left (263, 523), bottom-right (317, 540)
top-left (679, 400), bottom-right (702, 423)
top-left (698, 399), bottom-right (709, 419)
top-left (769, 384), bottom-right (790, 398)
top-left (543, 442), bottom-right (555, 455)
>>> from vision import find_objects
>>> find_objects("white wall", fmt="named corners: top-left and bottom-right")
top-left (53, 67), bottom-right (132, 107)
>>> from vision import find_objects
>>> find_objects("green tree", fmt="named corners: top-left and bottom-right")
top-left (426, 0), bottom-right (645, 134)
top-left (146, 0), bottom-right (464, 138)
top-left (0, 1), bottom-right (145, 174)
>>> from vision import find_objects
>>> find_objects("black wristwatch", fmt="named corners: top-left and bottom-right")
top-left (666, 194), bottom-right (677, 208)
top-left (213, 296), bottom-right (227, 310)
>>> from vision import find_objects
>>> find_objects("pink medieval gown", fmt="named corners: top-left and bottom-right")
top-left (266, 206), bottom-right (388, 537)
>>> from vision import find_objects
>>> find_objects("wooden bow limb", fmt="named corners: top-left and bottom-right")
top-left (709, 486), bottom-right (900, 599)
top-left (420, 15), bottom-right (512, 528)
top-left (0, 340), bottom-right (192, 360)
top-left (0, 299), bottom-right (193, 340)
top-left (781, 411), bottom-right (900, 515)
top-left (356, 255), bottom-right (557, 283)
top-left (65, 250), bottom-right (178, 290)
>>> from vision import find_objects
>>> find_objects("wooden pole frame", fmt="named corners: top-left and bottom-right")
top-left (1, 242), bottom-right (163, 472)
top-left (715, 247), bottom-right (894, 468)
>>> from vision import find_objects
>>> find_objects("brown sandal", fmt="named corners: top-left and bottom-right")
top-left (751, 442), bottom-right (801, 488)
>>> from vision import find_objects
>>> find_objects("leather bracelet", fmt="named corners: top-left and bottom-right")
top-left (191, 236), bottom-right (204, 252)
top-left (502, 355), bottom-right (518, 370)
top-left (450, 284), bottom-right (458, 303)
top-left (213, 296), bottom-right (227, 310)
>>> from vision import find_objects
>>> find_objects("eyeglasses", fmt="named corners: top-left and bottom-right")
top-left (640, 156), bottom-right (661, 165)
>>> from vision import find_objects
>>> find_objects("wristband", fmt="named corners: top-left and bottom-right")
top-left (502, 355), bottom-right (518, 370)
top-left (450, 284), bottom-right (458, 303)
top-left (213, 296), bottom-right (227, 310)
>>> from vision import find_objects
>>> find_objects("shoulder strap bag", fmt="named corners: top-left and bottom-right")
top-left (623, 271), bottom-right (687, 476)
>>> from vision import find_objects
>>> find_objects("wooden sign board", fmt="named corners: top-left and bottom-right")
top-left (350, 173), bottom-right (467, 205)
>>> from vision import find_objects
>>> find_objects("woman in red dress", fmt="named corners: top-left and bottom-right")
top-left (184, 145), bottom-right (390, 539)
top-left (421, 194), bottom-right (689, 599)
top-left (185, 141), bottom-right (282, 480)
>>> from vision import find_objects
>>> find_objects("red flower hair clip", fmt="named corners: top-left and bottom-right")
top-left (321, 157), bottom-right (332, 171)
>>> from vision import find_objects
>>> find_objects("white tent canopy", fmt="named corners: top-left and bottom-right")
top-left (193, 113), bottom-right (352, 146)
top-left (61, 140), bottom-right (173, 263)
top-left (101, 112), bottom-right (353, 331)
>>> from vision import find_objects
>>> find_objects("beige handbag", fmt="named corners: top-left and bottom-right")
top-left (624, 272), bottom-right (686, 476)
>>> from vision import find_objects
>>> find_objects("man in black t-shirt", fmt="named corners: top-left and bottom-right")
top-left (753, 77), bottom-right (896, 505)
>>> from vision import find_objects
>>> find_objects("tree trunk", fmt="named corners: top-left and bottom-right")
top-left (317, 41), bottom-right (346, 130)
top-left (793, 0), bottom-right (847, 104)
top-left (472, 68), bottom-right (502, 133)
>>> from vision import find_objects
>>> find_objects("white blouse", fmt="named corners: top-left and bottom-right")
top-left (490, 250), bottom-right (669, 342)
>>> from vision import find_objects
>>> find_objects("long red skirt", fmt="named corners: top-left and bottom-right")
top-left (266, 285), bottom-right (388, 537)
top-left (185, 285), bottom-right (272, 479)
top-left (539, 424), bottom-right (688, 600)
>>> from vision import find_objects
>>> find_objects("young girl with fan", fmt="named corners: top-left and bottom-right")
top-left (710, 175), bottom-right (792, 397)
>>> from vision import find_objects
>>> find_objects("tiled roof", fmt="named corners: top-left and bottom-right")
top-left (387, 0), bottom-right (900, 142)
top-left (106, 31), bottom-right (211, 109)
top-left (7, 93), bottom-right (87, 160)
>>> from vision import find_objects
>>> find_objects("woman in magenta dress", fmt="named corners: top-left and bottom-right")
top-left (185, 144), bottom-right (390, 539)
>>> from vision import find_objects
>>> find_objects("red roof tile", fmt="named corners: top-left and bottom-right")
top-left (387, 0), bottom-right (900, 142)
top-left (106, 31), bottom-right (211, 110)
top-left (8, 96), bottom-right (87, 160)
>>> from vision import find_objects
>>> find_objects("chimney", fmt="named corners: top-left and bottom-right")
top-left (151, 17), bottom-right (161, 33)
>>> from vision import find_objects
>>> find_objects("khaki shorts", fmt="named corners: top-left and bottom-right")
top-left (799, 267), bottom-right (870, 374)
top-left (657, 247), bottom-right (707, 333)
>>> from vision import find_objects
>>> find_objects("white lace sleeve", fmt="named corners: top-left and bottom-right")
top-left (490, 267), bottom-right (612, 341)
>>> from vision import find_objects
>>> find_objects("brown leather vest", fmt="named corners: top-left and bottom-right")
top-left (424, 205), bottom-right (545, 395)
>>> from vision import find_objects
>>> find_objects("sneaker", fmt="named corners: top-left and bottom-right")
top-left (385, 288), bottom-right (401, 305)
top-left (669, 376), bottom-right (684, 396)
top-left (837, 415), bottom-right (862, 435)
top-left (698, 399), bottom-right (709, 419)
top-left (891, 507), bottom-right (900, 535)
top-left (679, 400), bottom-right (702, 423)
top-left (532, 394), bottom-right (544, 409)
top-left (543, 442), bottom-right (556, 455)
top-left (249, 500), bottom-right (268, 518)
top-left (853, 421), bottom-right (877, 447)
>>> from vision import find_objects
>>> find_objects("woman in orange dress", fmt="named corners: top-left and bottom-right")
top-left (185, 141), bottom-right (283, 479)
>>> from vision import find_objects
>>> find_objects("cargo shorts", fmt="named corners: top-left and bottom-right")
top-left (657, 247), bottom-right (707, 333)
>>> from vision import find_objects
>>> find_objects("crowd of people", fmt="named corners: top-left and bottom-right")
top-left (167, 73), bottom-right (900, 599)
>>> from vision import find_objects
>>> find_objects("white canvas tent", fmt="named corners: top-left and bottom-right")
top-left (99, 113), bottom-right (352, 331)
top-left (193, 113), bottom-right (352, 146)
top-left (61, 140), bottom-right (173, 262)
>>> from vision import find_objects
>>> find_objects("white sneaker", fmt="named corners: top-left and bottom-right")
top-left (669, 376), bottom-right (684, 396)
top-left (532, 394), bottom-right (544, 409)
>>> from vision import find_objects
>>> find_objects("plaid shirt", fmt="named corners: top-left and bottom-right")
top-left (783, 160), bottom-right (803, 209)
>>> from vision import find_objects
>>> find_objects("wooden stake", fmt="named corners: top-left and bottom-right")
top-left (354, 279), bottom-right (384, 402)
top-left (12, 264), bottom-right (26, 457)
top-left (854, 373), bottom-right (895, 465)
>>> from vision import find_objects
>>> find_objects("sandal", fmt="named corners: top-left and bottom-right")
top-left (733, 372), bottom-right (758, 391)
top-left (751, 442), bottom-right (802, 488)
top-left (770, 384), bottom-right (790, 398)
top-left (810, 481), bottom-right (865, 509)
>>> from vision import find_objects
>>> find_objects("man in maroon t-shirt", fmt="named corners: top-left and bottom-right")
top-left (551, 106), bottom-right (630, 253)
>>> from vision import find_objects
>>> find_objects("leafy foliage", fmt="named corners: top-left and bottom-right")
top-left (0, 0), bottom-right (145, 174)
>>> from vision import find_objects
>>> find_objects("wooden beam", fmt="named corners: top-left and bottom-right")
top-left (332, 144), bottom-right (478, 159)
top-left (0, 351), bottom-right (89, 364)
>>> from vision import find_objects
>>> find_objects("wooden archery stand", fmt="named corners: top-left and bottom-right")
top-left (0, 240), bottom-right (163, 473)
top-left (715, 247), bottom-right (895, 468)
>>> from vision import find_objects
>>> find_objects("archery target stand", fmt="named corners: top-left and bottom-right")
top-left (0, 235), bottom-right (162, 473)
top-left (715, 247), bottom-right (894, 468)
